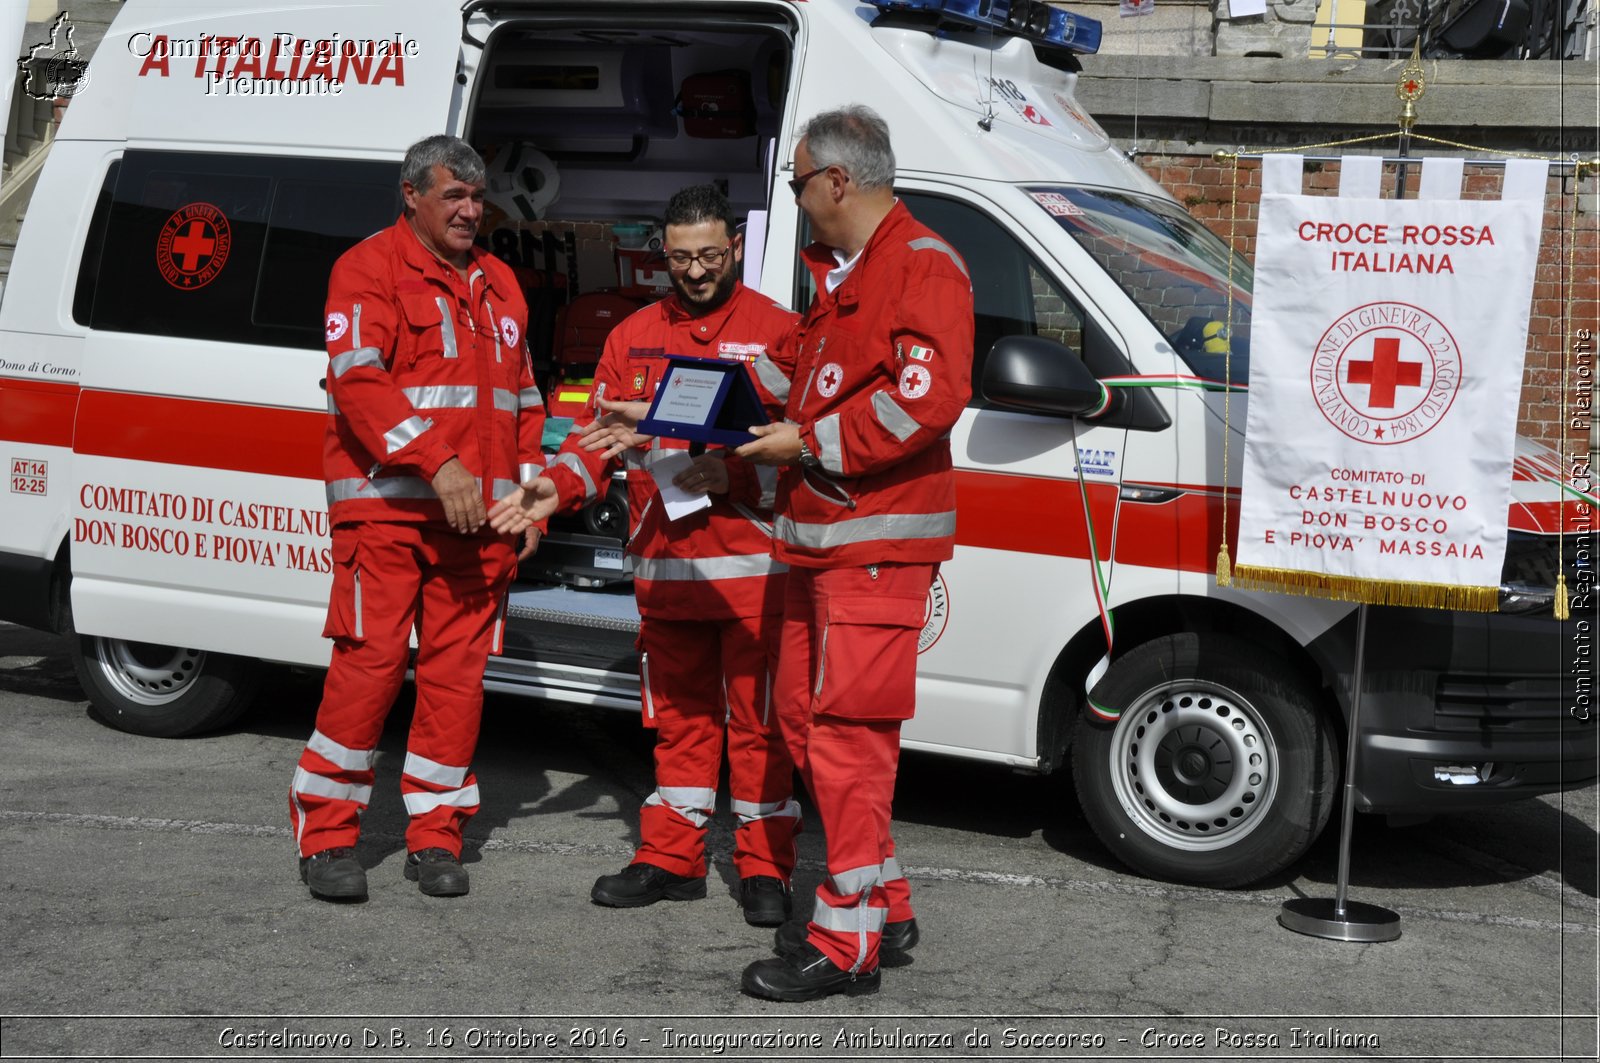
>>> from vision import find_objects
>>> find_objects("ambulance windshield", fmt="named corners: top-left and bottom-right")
top-left (1028, 186), bottom-right (1252, 387)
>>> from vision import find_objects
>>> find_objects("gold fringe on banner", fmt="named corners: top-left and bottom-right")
top-left (1230, 565), bottom-right (1501, 613)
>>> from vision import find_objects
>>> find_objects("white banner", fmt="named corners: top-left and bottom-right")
top-left (1235, 156), bottom-right (1547, 609)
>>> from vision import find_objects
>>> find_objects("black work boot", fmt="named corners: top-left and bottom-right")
top-left (404, 848), bottom-right (469, 897)
top-left (775, 917), bottom-right (920, 960)
top-left (299, 847), bottom-right (367, 901)
top-left (739, 876), bottom-right (792, 927)
top-left (591, 862), bottom-right (706, 907)
top-left (741, 943), bottom-right (880, 1002)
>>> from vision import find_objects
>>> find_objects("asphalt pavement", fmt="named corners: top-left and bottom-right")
top-left (0, 622), bottom-right (1596, 1062)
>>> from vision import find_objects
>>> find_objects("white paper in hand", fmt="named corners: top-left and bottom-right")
top-left (650, 451), bottom-right (713, 522)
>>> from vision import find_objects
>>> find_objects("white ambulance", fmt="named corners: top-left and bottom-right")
top-left (0, 0), bottom-right (1589, 888)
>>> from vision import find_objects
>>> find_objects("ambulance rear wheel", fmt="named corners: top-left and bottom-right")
top-left (72, 634), bottom-right (261, 738)
top-left (1072, 633), bottom-right (1337, 888)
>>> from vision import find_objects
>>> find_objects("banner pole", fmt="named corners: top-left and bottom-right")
top-left (1278, 603), bottom-right (1400, 941)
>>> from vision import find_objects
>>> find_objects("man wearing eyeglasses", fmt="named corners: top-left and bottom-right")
top-left (735, 105), bottom-right (974, 1002)
top-left (491, 184), bottom-right (802, 927)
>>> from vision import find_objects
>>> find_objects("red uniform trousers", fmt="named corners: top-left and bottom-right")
top-left (290, 522), bottom-right (516, 858)
top-left (636, 613), bottom-right (799, 881)
top-left (773, 562), bottom-right (931, 973)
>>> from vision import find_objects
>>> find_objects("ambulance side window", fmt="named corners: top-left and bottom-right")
top-left (71, 160), bottom-right (121, 326)
top-left (898, 193), bottom-right (1088, 408)
top-left (85, 150), bottom-right (399, 349)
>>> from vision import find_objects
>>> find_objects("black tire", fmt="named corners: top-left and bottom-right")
top-left (70, 628), bottom-right (262, 739)
top-left (1071, 632), bottom-right (1338, 888)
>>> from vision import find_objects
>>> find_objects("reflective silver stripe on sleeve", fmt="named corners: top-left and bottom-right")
top-left (331, 347), bottom-right (385, 378)
top-left (491, 478), bottom-right (521, 500)
top-left (518, 386), bottom-right (543, 409)
top-left (326, 476), bottom-right (437, 504)
top-left (731, 797), bottom-right (801, 824)
top-left (908, 236), bottom-right (970, 281)
top-left (872, 390), bottom-right (922, 442)
top-left (631, 552), bottom-right (784, 583)
top-left (829, 863), bottom-right (883, 896)
top-left (550, 452), bottom-right (598, 502)
top-left (435, 296), bottom-right (458, 358)
top-left (754, 350), bottom-right (791, 402)
top-left (518, 463), bottom-right (544, 484)
top-left (754, 464), bottom-right (779, 510)
top-left (882, 856), bottom-right (904, 882)
top-left (402, 752), bottom-right (468, 788)
top-left (352, 302), bottom-right (362, 347)
top-left (291, 767), bottom-right (373, 807)
top-left (307, 729), bottom-right (376, 772)
top-left (813, 412), bottom-right (844, 475)
top-left (775, 509), bottom-right (956, 550)
top-left (642, 786), bottom-right (715, 828)
top-left (383, 415), bottom-right (433, 455)
top-left (402, 385), bottom-right (476, 409)
top-left (403, 784), bottom-right (480, 816)
top-left (493, 388), bottom-right (518, 413)
top-left (812, 900), bottom-right (887, 934)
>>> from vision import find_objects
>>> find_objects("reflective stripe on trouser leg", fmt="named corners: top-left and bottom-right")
top-left (803, 715), bottom-right (902, 974)
top-left (401, 528), bottom-right (517, 856)
top-left (290, 525), bottom-right (422, 856)
top-left (883, 851), bottom-right (915, 923)
top-left (634, 617), bottom-right (727, 878)
top-left (721, 612), bottom-right (800, 881)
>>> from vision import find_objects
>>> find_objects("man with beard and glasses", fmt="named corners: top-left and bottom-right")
top-left (492, 185), bottom-right (802, 927)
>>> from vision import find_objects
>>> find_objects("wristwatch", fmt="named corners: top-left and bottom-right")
top-left (797, 439), bottom-right (821, 469)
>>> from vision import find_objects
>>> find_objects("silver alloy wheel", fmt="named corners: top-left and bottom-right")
top-left (1108, 680), bottom-right (1279, 852)
top-left (89, 637), bottom-right (206, 706)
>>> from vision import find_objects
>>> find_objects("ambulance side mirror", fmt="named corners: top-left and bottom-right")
top-left (981, 335), bottom-right (1118, 419)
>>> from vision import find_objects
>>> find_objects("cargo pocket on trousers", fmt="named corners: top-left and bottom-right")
top-left (321, 534), bottom-right (365, 642)
top-left (812, 594), bottom-right (925, 721)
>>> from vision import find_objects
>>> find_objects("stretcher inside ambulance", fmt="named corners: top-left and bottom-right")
top-left (0, 0), bottom-right (1588, 888)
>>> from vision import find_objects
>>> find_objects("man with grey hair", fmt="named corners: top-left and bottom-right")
top-left (737, 105), bottom-right (974, 1000)
top-left (288, 134), bottom-right (546, 902)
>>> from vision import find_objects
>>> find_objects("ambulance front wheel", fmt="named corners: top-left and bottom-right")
top-left (72, 634), bottom-right (261, 738)
top-left (1072, 633), bottom-right (1338, 888)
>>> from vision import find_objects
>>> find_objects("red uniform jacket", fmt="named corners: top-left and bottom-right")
top-left (321, 216), bottom-right (546, 527)
top-left (751, 200), bottom-right (974, 568)
top-left (545, 283), bottom-right (799, 620)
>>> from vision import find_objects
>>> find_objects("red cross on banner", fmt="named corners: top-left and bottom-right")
top-left (1346, 337), bottom-right (1423, 408)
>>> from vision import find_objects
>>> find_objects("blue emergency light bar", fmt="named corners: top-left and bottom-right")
top-left (871, 0), bottom-right (1103, 56)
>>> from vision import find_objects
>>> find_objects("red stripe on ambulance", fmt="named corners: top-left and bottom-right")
top-left (74, 391), bottom-right (322, 478)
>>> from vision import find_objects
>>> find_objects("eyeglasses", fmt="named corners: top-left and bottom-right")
top-left (787, 166), bottom-right (831, 198)
top-left (663, 245), bottom-right (732, 272)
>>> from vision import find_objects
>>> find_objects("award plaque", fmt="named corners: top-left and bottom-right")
top-left (637, 356), bottom-right (770, 446)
